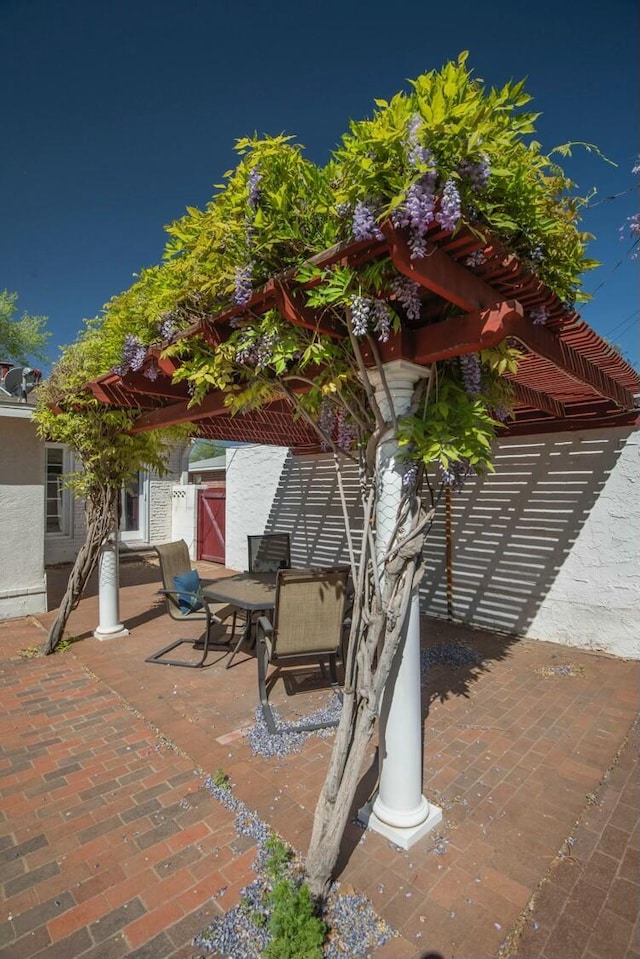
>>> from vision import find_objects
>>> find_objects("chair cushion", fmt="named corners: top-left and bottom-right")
top-left (173, 570), bottom-right (203, 613)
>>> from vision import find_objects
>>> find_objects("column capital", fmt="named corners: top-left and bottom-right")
top-left (367, 359), bottom-right (430, 392)
top-left (367, 360), bottom-right (431, 422)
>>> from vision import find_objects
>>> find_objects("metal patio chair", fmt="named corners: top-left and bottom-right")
top-left (247, 533), bottom-right (291, 573)
top-left (228, 532), bottom-right (292, 656)
top-left (256, 566), bottom-right (349, 734)
top-left (146, 539), bottom-right (236, 667)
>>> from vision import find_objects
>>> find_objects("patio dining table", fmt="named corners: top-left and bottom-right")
top-left (202, 571), bottom-right (278, 667)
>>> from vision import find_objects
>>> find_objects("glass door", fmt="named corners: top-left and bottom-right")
top-left (120, 472), bottom-right (148, 542)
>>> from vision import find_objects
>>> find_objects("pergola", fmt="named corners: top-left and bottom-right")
top-left (81, 218), bottom-right (639, 849)
top-left (83, 220), bottom-right (639, 443)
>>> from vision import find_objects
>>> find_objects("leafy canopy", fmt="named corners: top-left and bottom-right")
top-left (44, 54), bottom-right (599, 485)
top-left (0, 289), bottom-right (50, 365)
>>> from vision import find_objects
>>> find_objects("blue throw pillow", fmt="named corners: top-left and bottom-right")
top-left (173, 570), bottom-right (203, 613)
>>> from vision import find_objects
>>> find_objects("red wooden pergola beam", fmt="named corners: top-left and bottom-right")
top-left (383, 222), bottom-right (502, 312)
top-left (505, 408), bottom-right (639, 437)
top-left (113, 371), bottom-right (191, 401)
top-left (273, 281), bottom-right (343, 339)
top-left (411, 301), bottom-right (634, 412)
top-left (412, 301), bottom-right (524, 361)
top-left (510, 317), bottom-right (635, 410)
top-left (128, 389), bottom-right (232, 433)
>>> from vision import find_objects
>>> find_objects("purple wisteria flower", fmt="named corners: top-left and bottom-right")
top-left (143, 361), bottom-right (159, 381)
top-left (529, 243), bottom-right (545, 265)
top-left (157, 311), bottom-right (178, 341)
top-left (440, 458), bottom-right (476, 491)
top-left (115, 334), bottom-right (147, 376)
top-left (336, 409), bottom-right (358, 451)
top-left (406, 113), bottom-right (433, 169)
top-left (372, 300), bottom-right (392, 342)
top-left (349, 295), bottom-right (392, 342)
top-left (402, 461), bottom-right (419, 490)
top-left (620, 213), bottom-right (640, 258)
top-left (459, 352), bottom-right (481, 394)
top-left (530, 305), bottom-right (549, 326)
top-left (349, 295), bottom-right (372, 336)
top-left (318, 398), bottom-right (336, 450)
top-left (465, 250), bottom-right (486, 268)
top-left (632, 158), bottom-right (640, 176)
top-left (392, 170), bottom-right (438, 260)
top-left (391, 276), bottom-right (422, 321)
top-left (235, 330), bottom-right (277, 368)
top-left (247, 165), bottom-right (261, 209)
top-left (491, 404), bottom-right (511, 422)
top-left (436, 178), bottom-right (462, 232)
top-left (234, 264), bottom-right (253, 307)
top-left (351, 201), bottom-right (384, 242)
top-left (458, 154), bottom-right (490, 191)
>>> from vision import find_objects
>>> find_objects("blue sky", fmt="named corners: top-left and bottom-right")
top-left (1, 0), bottom-right (638, 370)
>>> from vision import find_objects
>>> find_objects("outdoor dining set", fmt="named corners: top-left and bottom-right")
top-left (145, 534), bottom-right (350, 733)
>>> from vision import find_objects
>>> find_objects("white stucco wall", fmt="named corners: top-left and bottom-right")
top-left (0, 407), bottom-right (47, 617)
top-left (225, 445), bottom-right (290, 570)
top-left (524, 429), bottom-right (639, 657)
top-left (225, 428), bottom-right (640, 659)
top-left (171, 484), bottom-right (199, 558)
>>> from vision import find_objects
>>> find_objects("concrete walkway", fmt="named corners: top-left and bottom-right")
top-left (0, 559), bottom-right (638, 958)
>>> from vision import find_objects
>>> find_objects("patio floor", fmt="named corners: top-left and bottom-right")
top-left (0, 557), bottom-right (638, 959)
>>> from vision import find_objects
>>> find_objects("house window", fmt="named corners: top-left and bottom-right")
top-left (45, 446), bottom-right (72, 535)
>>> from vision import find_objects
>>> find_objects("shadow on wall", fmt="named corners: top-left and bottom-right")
top-left (420, 430), bottom-right (629, 636)
top-left (262, 430), bottom-right (630, 638)
top-left (264, 453), bottom-right (365, 569)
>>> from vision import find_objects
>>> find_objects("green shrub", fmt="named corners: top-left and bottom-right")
top-left (264, 879), bottom-right (326, 959)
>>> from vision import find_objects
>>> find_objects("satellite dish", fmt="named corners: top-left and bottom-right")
top-left (1, 367), bottom-right (41, 398)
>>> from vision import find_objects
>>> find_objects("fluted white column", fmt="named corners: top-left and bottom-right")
top-left (94, 531), bottom-right (129, 640)
top-left (360, 360), bottom-right (442, 848)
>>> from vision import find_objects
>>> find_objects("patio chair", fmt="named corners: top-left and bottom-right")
top-left (146, 539), bottom-right (236, 668)
top-left (256, 566), bottom-right (349, 734)
top-left (227, 532), bottom-right (292, 656)
top-left (247, 533), bottom-right (291, 572)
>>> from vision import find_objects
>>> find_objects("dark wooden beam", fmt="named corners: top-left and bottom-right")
top-left (273, 281), bottom-right (343, 339)
top-left (509, 315), bottom-right (635, 411)
top-left (413, 301), bottom-right (524, 362)
top-left (412, 302), bottom-right (635, 412)
top-left (383, 222), bottom-right (503, 311)
top-left (129, 390), bottom-right (230, 433)
top-left (116, 371), bottom-right (191, 401)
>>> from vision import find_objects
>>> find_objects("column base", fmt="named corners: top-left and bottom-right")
top-left (357, 797), bottom-right (442, 850)
top-left (93, 626), bottom-right (130, 641)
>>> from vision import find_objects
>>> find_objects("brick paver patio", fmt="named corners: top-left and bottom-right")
top-left (0, 558), bottom-right (637, 958)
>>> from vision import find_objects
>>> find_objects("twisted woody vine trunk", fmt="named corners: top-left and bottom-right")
top-left (293, 337), bottom-right (437, 900)
top-left (44, 484), bottom-right (118, 655)
top-left (304, 476), bottom-right (432, 899)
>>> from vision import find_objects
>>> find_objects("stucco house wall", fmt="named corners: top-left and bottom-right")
top-left (225, 427), bottom-right (639, 659)
top-left (0, 404), bottom-right (47, 617)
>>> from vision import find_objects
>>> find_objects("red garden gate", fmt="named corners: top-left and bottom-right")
top-left (197, 487), bottom-right (226, 563)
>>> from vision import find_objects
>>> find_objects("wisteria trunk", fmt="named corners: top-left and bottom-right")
top-left (44, 484), bottom-right (118, 654)
top-left (304, 495), bottom-right (428, 900)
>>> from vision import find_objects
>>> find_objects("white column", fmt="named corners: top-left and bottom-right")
top-left (359, 360), bottom-right (442, 848)
top-left (94, 532), bottom-right (129, 640)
